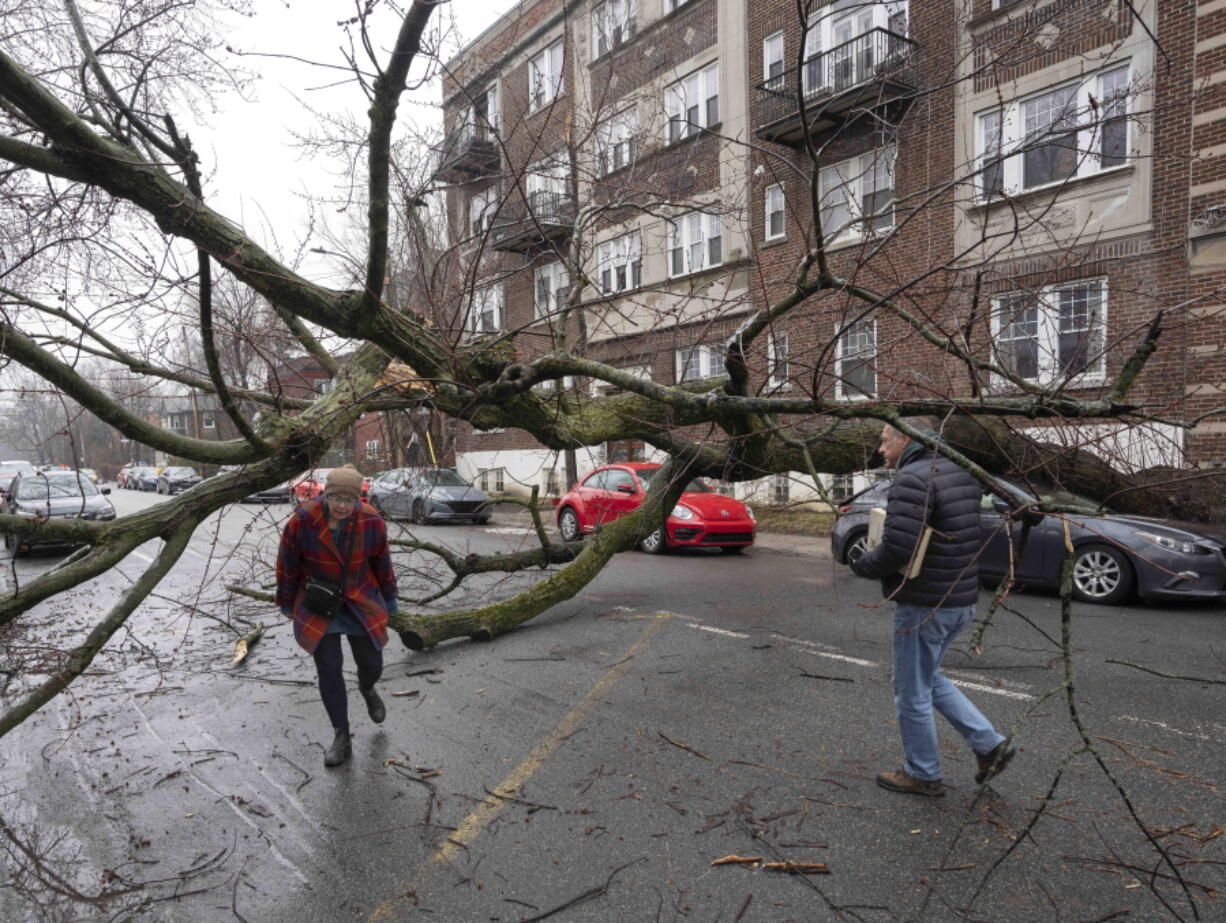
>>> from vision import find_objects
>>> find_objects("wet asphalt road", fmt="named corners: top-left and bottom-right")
top-left (1, 487), bottom-right (1224, 922)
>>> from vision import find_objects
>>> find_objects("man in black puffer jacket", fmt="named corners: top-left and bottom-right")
top-left (850, 424), bottom-right (1015, 796)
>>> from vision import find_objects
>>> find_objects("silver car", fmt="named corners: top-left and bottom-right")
top-left (369, 467), bottom-right (491, 524)
top-left (3, 470), bottom-right (116, 556)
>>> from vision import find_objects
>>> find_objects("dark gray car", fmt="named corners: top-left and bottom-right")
top-left (369, 467), bottom-right (491, 524)
top-left (157, 466), bottom-right (202, 495)
top-left (832, 476), bottom-right (1226, 604)
top-left (3, 471), bottom-right (116, 556)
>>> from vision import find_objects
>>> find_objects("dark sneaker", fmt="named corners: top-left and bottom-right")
top-left (324, 728), bottom-right (351, 768)
top-left (361, 687), bottom-right (386, 724)
top-left (975, 737), bottom-right (1016, 785)
top-left (876, 769), bottom-right (944, 797)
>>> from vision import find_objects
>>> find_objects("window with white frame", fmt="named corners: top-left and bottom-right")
top-left (664, 0), bottom-right (694, 13)
top-left (201, 412), bottom-right (216, 429)
top-left (365, 439), bottom-right (381, 456)
top-left (529, 40), bottom-right (564, 110)
top-left (835, 319), bottom-right (877, 399)
top-left (470, 186), bottom-right (497, 237)
top-left (534, 375), bottom-right (577, 392)
top-left (675, 344), bottom-right (725, 382)
top-left (483, 82), bottom-right (500, 132)
top-left (597, 109), bottom-right (638, 176)
top-left (593, 0), bottom-right (636, 57)
top-left (526, 153), bottom-right (569, 217)
top-left (478, 467), bottom-right (505, 493)
top-left (470, 284), bottom-right (503, 334)
top-left (765, 183), bottom-right (785, 240)
top-left (315, 378), bottom-right (335, 395)
top-left (597, 231), bottom-right (641, 293)
top-left (667, 211), bottom-right (722, 277)
top-left (767, 332), bottom-right (790, 388)
top-left (991, 279), bottom-right (1106, 385)
top-left (976, 64), bottom-right (1131, 199)
top-left (831, 474), bottom-right (856, 502)
top-left (665, 62), bottom-right (719, 144)
top-left (819, 147), bottom-right (895, 241)
top-left (534, 261), bottom-right (570, 320)
top-left (802, 2), bottom-right (908, 96)
top-left (772, 473), bottom-right (790, 504)
top-left (763, 31), bottom-right (785, 89)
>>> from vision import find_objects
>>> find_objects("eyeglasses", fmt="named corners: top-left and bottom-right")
top-left (327, 495), bottom-right (358, 505)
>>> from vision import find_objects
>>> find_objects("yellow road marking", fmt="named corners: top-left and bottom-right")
top-left (368, 613), bottom-right (669, 920)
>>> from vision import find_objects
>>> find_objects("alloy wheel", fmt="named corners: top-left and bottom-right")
top-left (1072, 548), bottom-right (1123, 600)
top-left (558, 508), bottom-right (581, 542)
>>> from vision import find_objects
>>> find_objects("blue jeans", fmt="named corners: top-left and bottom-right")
top-left (891, 603), bottom-right (1005, 781)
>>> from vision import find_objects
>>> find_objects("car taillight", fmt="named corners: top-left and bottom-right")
top-left (838, 504), bottom-right (852, 514)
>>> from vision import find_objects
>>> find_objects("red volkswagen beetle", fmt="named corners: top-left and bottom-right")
top-left (556, 463), bottom-right (755, 554)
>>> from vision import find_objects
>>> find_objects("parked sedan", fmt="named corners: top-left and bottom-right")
top-left (832, 477), bottom-right (1226, 604)
top-left (371, 468), bottom-right (491, 524)
top-left (132, 466), bottom-right (160, 491)
top-left (3, 470), bottom-right (116, 557)
top-left (157, 466), bottom-right (202, 494)
top-left (241, 480), bottom-right (292, 503)
top-left (556, 463), bottom-right (756, 554)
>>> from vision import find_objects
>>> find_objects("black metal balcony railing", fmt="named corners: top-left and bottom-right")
top-left (491, 190), bottom-right (575, 253)
top-left (434, 122), bottom-right (499, 181)
top-left (756, 28), bottom-right (918, 145)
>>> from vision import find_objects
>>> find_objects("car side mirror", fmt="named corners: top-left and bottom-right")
top-left (101, 488), bottom-right (111, 495)
top-left (616, 484), bottom-right (636, 494)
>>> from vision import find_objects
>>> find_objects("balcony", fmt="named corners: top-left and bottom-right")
top-left (491, 191), bottom-right (574, 253)
top-left (434, 123), bottom-right (500, 182)
top-left (755, 28), bottom-right (918, 145)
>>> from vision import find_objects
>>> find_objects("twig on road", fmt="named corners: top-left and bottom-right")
top-left (516, 858), bottom-right (643, 922)
top-left (658, 731), bottom-right (710, 760)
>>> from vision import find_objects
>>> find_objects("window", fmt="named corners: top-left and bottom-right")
top-left (315, 379), bottom-right (335, 395)
top-left (819, 147), bottom-right (895, 241)
top-left (526, 154), bottom-right (569, 218)
top-left (479, 467), bottom-right (505, 493)
top-left (772, 473), bottom-right (790, 504)
top-left (470, 186), bottom-right (497, 237)
top-left (534, 261), bottom-right (570, 319)
top-left (597, 231), bottom-right (642, 293)
top-left (470, 284), bottom-right (503, 334)
top-left (529, 40), bottom-right (564, 110)
top-left (835, 319), bottom-right (877, 399)
top-left (597, 109), bottom-right (638, 176)
top-left (831, 474), bottom-right (856, 503)
top-left (166, 414), bottom-right (186, 433)
top-left (664, 0), bottom-right (694, 12)
top-left (365, 439), bottom-right (381, 456)
top-left (675, 344), bottom-right (725, 382)
top-left (763, 32), bottom-right (784, 89)
top-left (976, 64), bottom-right (1131, 199)
top-left (767, 332), bottom-right (790, 389)
top-left (765, 183), bottom-right (785, 240)
top-left (483, 82), bottom-right (500, 132)
top-left (201, 413), bottom-right (216, 429)
top-left (667, 211), bottom-right (722, 277)
top-left (991, 279), bottom-right (1106, 385)
top-left (593, 0), bottom-right (636, 57)
top-left (535, 375), bottom-right (577, 392)
top-left (665, 62), bottom-right (719, 144)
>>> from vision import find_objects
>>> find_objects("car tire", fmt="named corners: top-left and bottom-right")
top-left (844, 529), bottom-right (870, 567)
top-left (1071, 544), bottom-right (1134, 604)
top-left (411, 500), bottom-right (428, 525)
top-left (473, 516), bottom-right (490, 525)
top-left (558, 507), bottom-right (582, 542)
top-left (639, 527), bottom-right (667, 555)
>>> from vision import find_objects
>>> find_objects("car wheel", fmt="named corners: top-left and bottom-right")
top-left (473, 516), bottom-right (490, 525)
top-left (720, 545), bottom-right (746, 554)
top-left (411, 500), bottom-right (428, 525)
top-left (845, 530), bottom-right (869, 566)
top-left (639, 527), bottom-right (667, 555)
top-left (1071, 544), bottom-right (1134, 604)
top-left (558, 507), bottom-right (582, 542)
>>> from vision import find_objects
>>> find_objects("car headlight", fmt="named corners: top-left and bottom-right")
top-left (744, 504), bottom-right (755, 521)
top-left (14, 507), bottom-right (38, 518)
top-left (1134, 530), bottom-right (1210, 555)
top-left (671, 504), bottom-right (695, 520)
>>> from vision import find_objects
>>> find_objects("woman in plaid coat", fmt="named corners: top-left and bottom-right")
top-left (276, 466), bottom-right (398, 767)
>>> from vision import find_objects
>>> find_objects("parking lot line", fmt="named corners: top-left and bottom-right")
top-left (429, 613), bottom-right (668, 862)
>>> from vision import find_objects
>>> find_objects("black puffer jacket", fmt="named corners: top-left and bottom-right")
top-left (850, 444), bottom-right (983, 607)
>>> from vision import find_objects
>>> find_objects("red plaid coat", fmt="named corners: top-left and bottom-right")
top-left (275, 498), bottom-right (398, 653)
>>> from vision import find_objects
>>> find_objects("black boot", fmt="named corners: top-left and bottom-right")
top-left (324, 728), bottom-right (351, 767)
top-left (361, 687), bottom-right (386, 724)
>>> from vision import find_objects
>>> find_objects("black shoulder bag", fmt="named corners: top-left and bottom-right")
top-left (301, 516), bottom-right (356, 618)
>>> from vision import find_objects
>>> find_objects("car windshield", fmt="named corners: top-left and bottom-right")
top-left (635, 469), bottom-right (711, 492)
top-left (423, 470), bottom-right (469, 487)
top-left (17, 475), bottom-right (98, 500)
top-left (995, 479), bottom-right (1111, 514)
top-left (165, 467), bottom-right (198, 477)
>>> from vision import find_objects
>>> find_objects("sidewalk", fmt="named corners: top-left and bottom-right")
top-left (498, 504), bottom-right (831, 558)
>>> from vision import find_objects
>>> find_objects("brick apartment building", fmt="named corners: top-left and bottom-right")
top-left (433, 0), bottom-right (1226, 503)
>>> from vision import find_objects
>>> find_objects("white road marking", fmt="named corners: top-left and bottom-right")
top-left (1115, 715), bottom-right (1213, 741)
top-left (685, 620), bottom-right (1035, 699)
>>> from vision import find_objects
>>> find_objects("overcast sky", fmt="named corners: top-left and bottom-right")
top-left (197, 1), bottom-right (518, 275)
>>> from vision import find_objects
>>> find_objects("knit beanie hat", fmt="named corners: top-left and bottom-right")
top-left (325, 465), bottom-right (363, 497)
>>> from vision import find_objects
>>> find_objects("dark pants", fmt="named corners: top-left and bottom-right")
top-left (311, 633), bottom-right (383, 732)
